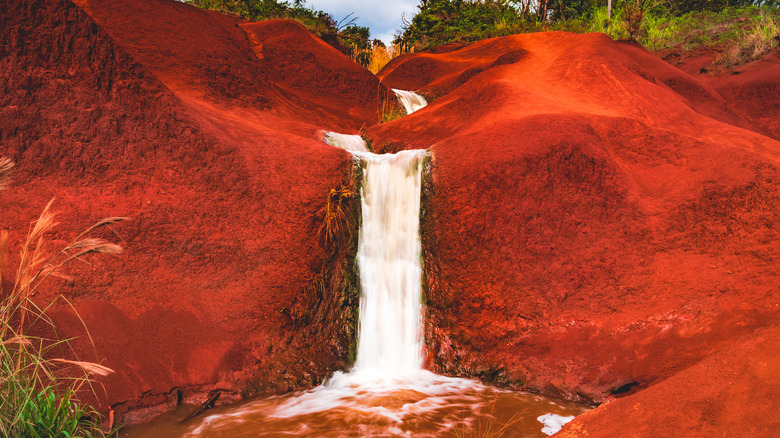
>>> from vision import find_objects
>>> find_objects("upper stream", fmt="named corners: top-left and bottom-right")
top-left (393, 89), bottom-right (428, 114)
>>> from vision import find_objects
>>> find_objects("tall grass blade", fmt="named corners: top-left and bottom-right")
top-left (0, 157), bottom-right (12, 190)
top-left (1, 198), bottom-right (123, 437)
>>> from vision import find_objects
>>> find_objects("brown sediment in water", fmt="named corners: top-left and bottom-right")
top-left (121, 384), bottom-right (589, 437)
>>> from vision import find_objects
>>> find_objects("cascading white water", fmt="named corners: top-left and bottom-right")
top-left (252, 136), bottom-right (484, 421)
top-left (393, 89), bottom-right (428, 114)
top-left (353, 150), bottom-right (425, 375)
top-left (323, 131), bottom-right (369, 152)
top-left (321, 132), bottom-right (426, 374)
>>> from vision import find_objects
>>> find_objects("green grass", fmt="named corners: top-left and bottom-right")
top-left (633, 7), bottom-right (780, 69)
top-left (585, 6), bottom-right (629, 40)
top-left (378, 96), bottom-right (406, 124)
top-left (710, 10), bottom-right (780, 70)
top-left (1, 159), bottom-right (124, 437)
top-left (639, 7), bottom-right (776, 51)
top-left (580, 6), bottom-right (780, 72)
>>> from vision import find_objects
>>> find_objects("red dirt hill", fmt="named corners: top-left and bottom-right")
top-left (1, 0), bottom-right (376, 421)
top-left (368, 32), bottom-right (779, 434)
top-left (558, 324), bottom-right (780, 437)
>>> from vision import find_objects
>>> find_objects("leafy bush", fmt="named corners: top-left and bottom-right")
top-left (396, 0), bottom-right (539, 51)
top-left (711, 10), bottom-right (780, 68)
top-left (395, 0), bottom-right (777, 64)
top-left (367, 40), bottom-right (396, 74)
top-left (588, 5), bottom-right (628, 39)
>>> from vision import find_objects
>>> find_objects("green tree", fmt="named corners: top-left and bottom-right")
top-left (397, 0), bottom-right (530, 50)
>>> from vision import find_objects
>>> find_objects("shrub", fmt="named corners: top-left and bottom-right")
top-left (395, 0), bottom-right (536, 51)
top-left (588, 6), bottom-right (628, 39)
top-left (711, 11), bottom-right (780, 68)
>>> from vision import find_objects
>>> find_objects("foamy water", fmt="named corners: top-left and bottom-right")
top-left (167, 375), bottom-right (585, 437)
top-left (353, 149), bottom-right (427, 374)
top-left (323, 131), bottom-right (369, 152)
top-left (538, 413), bottom-right (576, 435)
top-left (393, 89), bottom-right (428, 114)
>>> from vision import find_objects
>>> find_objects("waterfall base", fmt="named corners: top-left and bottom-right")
top-left (122, 378), bottom-right (588, 437)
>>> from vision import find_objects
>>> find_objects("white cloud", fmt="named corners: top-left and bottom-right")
top-left (304, 0), bottom-right (419, 45)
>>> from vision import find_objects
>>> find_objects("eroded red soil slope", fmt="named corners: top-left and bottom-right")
top-left (368, 32), bottom-right (780, 413)
top-left (702, 52), bottom-right (780, 141)
top-left (558, 325), bottom-right (780, 437)
top-left (1, 0), bottom-right (373, 421)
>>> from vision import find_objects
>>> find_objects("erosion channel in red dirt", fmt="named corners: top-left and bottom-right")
top-left (1, 0), bottom-right (779, 436)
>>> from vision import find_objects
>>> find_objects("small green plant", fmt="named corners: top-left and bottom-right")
top-left (318, 184), bottom-right (357, 246)
top-left (1, 158), bottom-right (124, 437)
top-left (378, 95), bottom-right (406, 123)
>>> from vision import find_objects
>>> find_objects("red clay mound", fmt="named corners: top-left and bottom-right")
top-left (703, 51), bottom-right (780, 141)
top-left (73, 0), bottom-right (279, 110)
top-left (558, 324), bottom-right (780, 437)
top-left (1, 0), bottom-right (371, 422)
top-left (662, 46), bottom-right (780, 141)
top-left (74, 0), bottom-right (381, 133)
top-left (4, 0), bottom-right (780, 432)
top-left (367, 31), bottom-right (780, 416)
top-left (380, 38), bottom-right (528, 99)
top-left (241, 20), bottom-right (385, 127)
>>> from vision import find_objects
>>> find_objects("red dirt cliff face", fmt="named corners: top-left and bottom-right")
top-left (1, 0), bottom-right (370, 422)
top-left (368, 31), bottom-right (780, 425)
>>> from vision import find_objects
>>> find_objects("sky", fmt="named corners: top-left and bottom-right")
top-left (304, 0), bottom-right (420, 45)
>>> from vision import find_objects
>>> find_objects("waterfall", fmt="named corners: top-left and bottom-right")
top-left (266, 135), bottom-right (480, 419)
top-left (319, 132), bottom-right (428, 376)
top-left (393, 89), bottom-right (428, 114)
top-left (354, 150), bottom-right (426, 375)
top-left (323, 131), bottom-right (368, 152)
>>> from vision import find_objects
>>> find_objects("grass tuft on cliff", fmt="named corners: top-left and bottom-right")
top-left (0, 160), bottom-right (125, 437)
top-left (378, 95), bottom-right (406, 124)
top-left (0, 158), bottom-right (13, 190)
top-left (318, 184), bottom-right (357, 246)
